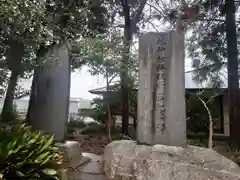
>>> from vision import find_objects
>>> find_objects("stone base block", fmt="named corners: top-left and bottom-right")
top-left (57, 141), bottom-right (82, 161)
top-left (57, 141), bottom-right (91, 170)
top-left (58, 169), bottom-right (68, 180)
top-left (103, 140), bottom-right (240, 180)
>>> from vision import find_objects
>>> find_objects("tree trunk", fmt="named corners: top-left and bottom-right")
top-left (1, 70), bottom-right (19, 122)
top-left (1, 40), bottom-right (24, 122)
top-left (27, 43), bottom-right (70, 141)
top-left (133, 114), bottom-right (137, 130)
top-left (26, 69), bottom-right (38, 124)
top-left (225, 0), bottom-right (240, 149)
top-left (106, 71), bottom-right (112, 141)
top-left (121, 2), bottom-right (131, 135)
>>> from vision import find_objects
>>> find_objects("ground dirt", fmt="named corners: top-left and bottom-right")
top-left (72, 134), bottom-right (109, 155)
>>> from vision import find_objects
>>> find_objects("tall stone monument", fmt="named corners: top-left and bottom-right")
top-left (103, 29), bottom-right (240, 180)
top-left (137, 30), bottom-right (186, 147)
top-left (28, 43), bottom-right (70, 141)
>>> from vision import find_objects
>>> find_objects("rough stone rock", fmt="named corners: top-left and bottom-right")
top-left (103, 140), bottom-right (240, 180)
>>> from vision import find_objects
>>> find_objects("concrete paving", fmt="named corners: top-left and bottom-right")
top-left (68, 152), bottom-right (107, 180)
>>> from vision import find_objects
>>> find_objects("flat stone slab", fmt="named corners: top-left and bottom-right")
top-left (68, 153), bottom-right (106, 180)
top-left (78, 153), bottom-right (104, 174)
top-left (70, 171), bottom-right (106, 180)
top-left (103, 140), bottom-right (240, 180)
top-left (69, 156), bottom-right (91, 170)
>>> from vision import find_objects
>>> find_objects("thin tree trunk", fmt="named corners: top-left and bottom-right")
top-left (198, 96), bottom-right (213, 149)
top-left (1, 40), bottom-right (24, 122)
top-left (106, 71), bottom-right (112, 141)
top-left (133, 114), bottom-right (137, 130)
top-left (121, 1), bottom-right (131, 135)
top-left (119, 0), bottom-right (146, 135)
top-left (26, 69), bottom-right (38, 124)
top-left (1, 70), bottom-right (18, 122)
top-left (225, 0), bottom-right (240, 149)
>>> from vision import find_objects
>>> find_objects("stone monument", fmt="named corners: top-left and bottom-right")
top-left (103, 28), bottom-right (240, 180)
top-left (137, 30), bottom-right (185, 147)
top-left (28, 43), bottom-right (70, 141)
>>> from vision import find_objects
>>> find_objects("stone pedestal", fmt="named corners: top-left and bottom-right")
top-left (57, 141), bottom-right (91, 170)
top-left (103, 140), bottom-right (240, 180)
top-left (137, 31), bottom-right (186, 146)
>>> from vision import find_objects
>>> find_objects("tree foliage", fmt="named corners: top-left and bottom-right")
top-left (0, 0), bottom-right (111, 122)
top-left (146, 0), bottom-right (236, 87)
top-left (186, 0), bottom-right (231, 87)
top-left (0, 0), bottom-right (110, 70)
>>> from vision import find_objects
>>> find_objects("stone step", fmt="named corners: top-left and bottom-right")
top-left (75, 173), bottom-right (107, 180)
top-left (67, 156), bottom-right (91, 170)
top-left (68, 153), bottom-right (106, 180)
top-left (75, 153), bottom-right (104, 174)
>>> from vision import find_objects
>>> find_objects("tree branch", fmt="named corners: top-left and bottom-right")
top-left (131, 0), bottom-right (147, 33)
top-left (109, 73), bottom-right (118, 84)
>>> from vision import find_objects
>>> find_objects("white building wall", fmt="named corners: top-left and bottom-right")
top-left (0, 97), bottom-right (91, 116)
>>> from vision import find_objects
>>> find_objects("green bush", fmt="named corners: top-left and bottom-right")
top-left (0, 122), bottom-right (62, 180)
top-left (81, 123), bottom-right (105, 134)
top-left (0, 104), bottom-right (20, 122)
top-left (68, 119), bottom-right (86, 129)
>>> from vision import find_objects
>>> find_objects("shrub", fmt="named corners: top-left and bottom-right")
top-left (11, 104), bottom-right (20, 121)
top-left (0, 104), bottom-right (20, 122)
top-left (81, 123), bottom-right (105, 134)
top-left (0, 122), bottom-right (62, 180)
top-left (68, 119), bottom-right (86, 129)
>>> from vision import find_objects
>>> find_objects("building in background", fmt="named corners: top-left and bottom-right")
top-left (0, 95), bottom-right (92, 118)
top-left (89, 71), bottom-right (230, 137)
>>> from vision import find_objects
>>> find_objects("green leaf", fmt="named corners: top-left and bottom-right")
top-left (42, 169), bottom-right (58, 176)
top-left (40, 154), bottom-right (53, 166)
top-left (39, 136), bottom-right (54, 153)
top-left (35, 152), bottom-right (51, 163)
top-left (0, 121), bottom-right (61, 179)
top-left (16, 171), bottom-right (25, 177)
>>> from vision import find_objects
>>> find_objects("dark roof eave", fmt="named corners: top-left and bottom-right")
top-left (89, 88), bottom-right (228, 95)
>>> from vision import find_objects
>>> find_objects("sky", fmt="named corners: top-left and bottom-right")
top-left (20, 54), bottom-right (193, 101)
top-left (18, 2), bottom-right (229, 101)
top-left (20, 12), bottom-right (194, 101)
top-left (20, 45), bottom-right (193, 101)
top-left (21, 66), bottom-right (106, 100)
top-left (69, 67), bottom-right (105, 99)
